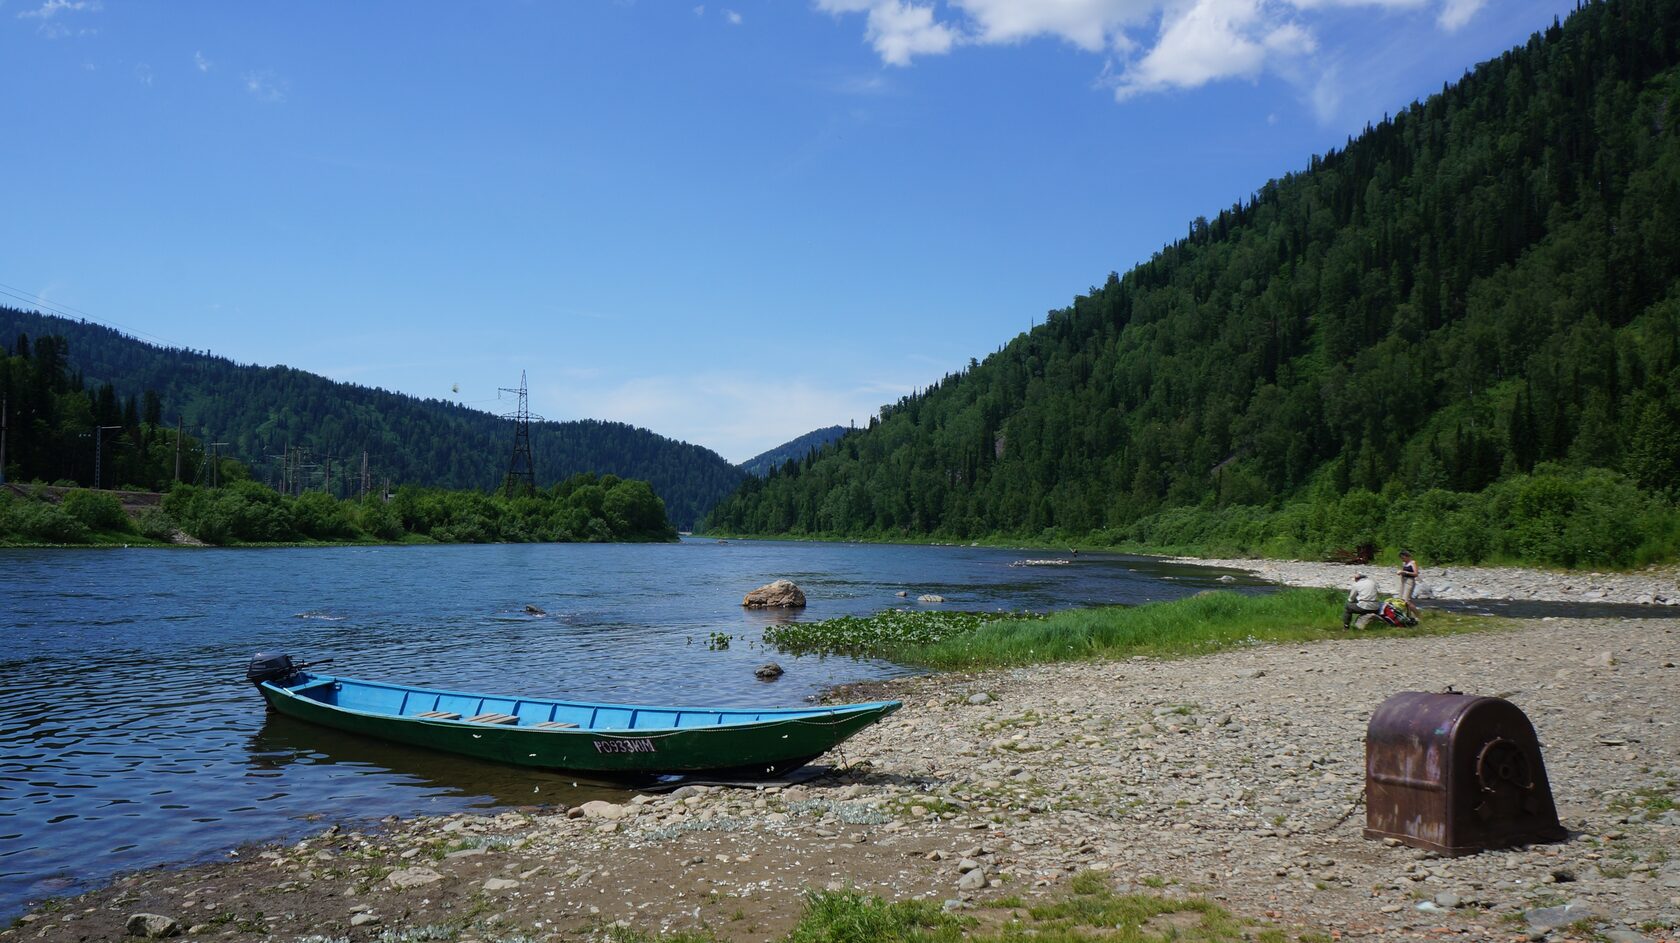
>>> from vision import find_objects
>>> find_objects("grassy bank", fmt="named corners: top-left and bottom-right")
top-left (606, 878), bottom-right (1269, 943)
top-left (766, 589), bottom-right (1501, 671)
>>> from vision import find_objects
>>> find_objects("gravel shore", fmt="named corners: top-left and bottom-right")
top-left (1173, 557), bottom-right (1680, 607)
top-left (9, 615), bottom-right (1677, 942)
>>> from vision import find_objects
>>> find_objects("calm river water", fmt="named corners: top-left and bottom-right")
top-left (0, 538), bottom-right (1259, 916)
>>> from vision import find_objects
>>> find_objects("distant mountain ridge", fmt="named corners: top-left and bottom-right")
top-left (0, 307), bottom-right (744, 527)
top-left (739, 426), bottom-right (849, 477)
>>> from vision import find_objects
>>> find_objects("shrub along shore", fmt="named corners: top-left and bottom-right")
top-left (0, 472), bottom-right (678, 547)
top-left (706, 465), bottom-right (1680, 572)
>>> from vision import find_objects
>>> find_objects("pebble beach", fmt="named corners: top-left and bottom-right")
top-left (6, 584), bottom-right (1679, 942)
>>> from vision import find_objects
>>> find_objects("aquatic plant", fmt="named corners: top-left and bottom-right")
top-left (762, 609), bottom-right (1040, 658)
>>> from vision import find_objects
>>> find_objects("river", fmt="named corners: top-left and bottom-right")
top-left (0, 537), bottom-right (1262, 916)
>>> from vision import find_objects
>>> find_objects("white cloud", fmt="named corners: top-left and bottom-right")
top-left (726, 8), bottom-right (743, 24)
top-left (135, 62), bottom-right (153, 87)
top-left (1436, 0), bottom-right (1483, 31)
top-left (194, 50), bottom-right (212, 72)
top-left (817, 0), bottom-right (957, 66)
top-left (816, 0), bottom-right (1489, 104)
top-left (953, 0), bottom-right (1151, 51)
top-left (243, 69), bottom-right (288, 103)
top-left (16, 0), bottom-right (101, 19)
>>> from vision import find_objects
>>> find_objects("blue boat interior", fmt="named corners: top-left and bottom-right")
top-left (275, 673), bottom-right (890, 732)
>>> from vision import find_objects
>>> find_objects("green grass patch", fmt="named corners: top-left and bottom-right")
top-left (764, 610), bottom-right (1042, 658)
top-left (770, 589), bottom-right (1500, 670)
top-left (590, 884), bottom-right (1275, 943)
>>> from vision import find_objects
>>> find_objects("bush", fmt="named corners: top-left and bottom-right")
top-left (61, 489), bottom-right (131, 533)
top-left (134, 508), bottom-right (179, 542)
top-left (9, 501), bottom-right (92, 543)
top-left (291, 491), bottom-right (356, 540)
top-left (355, 500), bottom-right (403, 540)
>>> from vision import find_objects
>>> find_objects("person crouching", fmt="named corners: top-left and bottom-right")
top-left (1343, 572), bottom-right (1380, 629)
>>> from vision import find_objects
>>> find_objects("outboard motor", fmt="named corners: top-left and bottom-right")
top-left (246, 651), bottom-right (300, 686)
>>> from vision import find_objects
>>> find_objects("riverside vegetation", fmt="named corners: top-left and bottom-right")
top-left (0, 472), bottom-right (677, 546)
top-left (704, 0), bottom-right (1680, 571)
top-left (763, 590), bottom-right (1494, 670)
top-left (0, 313), bottom-right (742, 529)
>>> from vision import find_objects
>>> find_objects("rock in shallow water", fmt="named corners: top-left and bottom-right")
top-left (743, 579), bottom-right (806, 609)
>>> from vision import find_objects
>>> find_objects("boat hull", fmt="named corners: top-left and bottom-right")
top-left (256, 676), bottom-right (898, 779)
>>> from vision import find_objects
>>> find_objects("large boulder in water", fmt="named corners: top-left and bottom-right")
top-left (743, 579), bottom-right (806, 609)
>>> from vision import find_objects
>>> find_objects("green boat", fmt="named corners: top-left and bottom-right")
top-left (245, 653), bottom-right (900, 779)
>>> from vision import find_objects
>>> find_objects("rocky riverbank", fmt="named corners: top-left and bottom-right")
top-left (1176, 557), bottom-right (1680, 607)
top-left (8, 615), bottom-right (1677, 943)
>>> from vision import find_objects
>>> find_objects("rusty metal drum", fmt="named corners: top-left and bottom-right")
top-left (1364, 690), bottom-right (1567, 856)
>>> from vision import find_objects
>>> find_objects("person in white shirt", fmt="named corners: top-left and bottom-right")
top-left (1343, 572), bottom-right (1380, 629)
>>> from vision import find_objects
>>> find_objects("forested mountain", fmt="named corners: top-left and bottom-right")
top-left (739, 426), bottom-right (849, 477)
top-left (0, 308), bottom-right (744, 527)
top-left (706, 0), bottom-right (1680, 564)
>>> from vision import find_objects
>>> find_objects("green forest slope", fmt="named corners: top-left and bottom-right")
top-left (739, 426), bottom-right (848, 478)
top-left (706, 0), bottom-right (1680, 567)
top-left (0, 308), bottom-right (744, 527)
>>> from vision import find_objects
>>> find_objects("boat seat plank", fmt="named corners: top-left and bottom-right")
top-left (465, 712), bottom-right (519, 725)
top-left (416, 710), bottom-right (461, 720)
top-left (532, 721), bottom-right (578, 729)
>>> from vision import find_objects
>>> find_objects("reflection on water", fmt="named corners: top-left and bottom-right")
top-left (0, 538), bottom-right (1255, 916)
top-left (249, 713), bottom-right (630, 807)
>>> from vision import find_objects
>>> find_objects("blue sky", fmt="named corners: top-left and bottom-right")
top-left (4, 0), bottom-right (1576, 463)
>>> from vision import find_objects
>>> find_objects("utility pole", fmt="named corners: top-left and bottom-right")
top-left (323, 454), bottom-right (332, 497)
top-left (94, 424), bottom-right (121, 490)
top-left (360, 451), bottom-right (369, 500)
top-left (1, 394), bottom-right (8, 486)
top-left (174, 418), bottom-right (183, 483)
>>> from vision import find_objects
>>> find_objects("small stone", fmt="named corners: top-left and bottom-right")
top-left (918, 594), bottom-right (946, 604)
top-left (957, 858), bottom-right (981, 872)
top-left (957, 868), bottom-right (987, 891)
top-left (754, 662), bottom-right (784, 681)
top-left (387, 867), bottom-right (445, 889)
top-left (1434, 891), bottom-right (1461, 909)
top-left (1603, 931), bottom-right (1651, 943)
top-left (579, 800), bottom-right (628, 820)
top-left (350, 913), bottom-right (381, 928)
top-left (967, 693), bottom-right (992, 706)
top-left (483, 878), bottom-right (521, 891)
top-left (125, 914), bottom-right (180, 938)
top-left (1236, 669), bottom-right (1265, 679)
top-left (1525, 902), bottom-right (1594, 930)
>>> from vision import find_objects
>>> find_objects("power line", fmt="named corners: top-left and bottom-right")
top-left (0, 280), bottom-right (182, 349)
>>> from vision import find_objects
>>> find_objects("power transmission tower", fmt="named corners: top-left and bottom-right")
top-left (209, 442), bottom-right (229, 488)
top-left (360, 451), bottom-right (370, 500)
top-left (174, 418), bottom-right (183, 483)
top-left (499, 370), bottom-right (541, 497)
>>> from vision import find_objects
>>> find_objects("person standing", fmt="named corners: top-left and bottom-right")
top-left (1397, 551), bottom-right (1421, 616)
top-left (1343, 572), bottom-right (1380, 629)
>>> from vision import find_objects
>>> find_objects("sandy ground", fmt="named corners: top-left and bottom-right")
top-left (8, 614), bottom-right (1678, 943)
